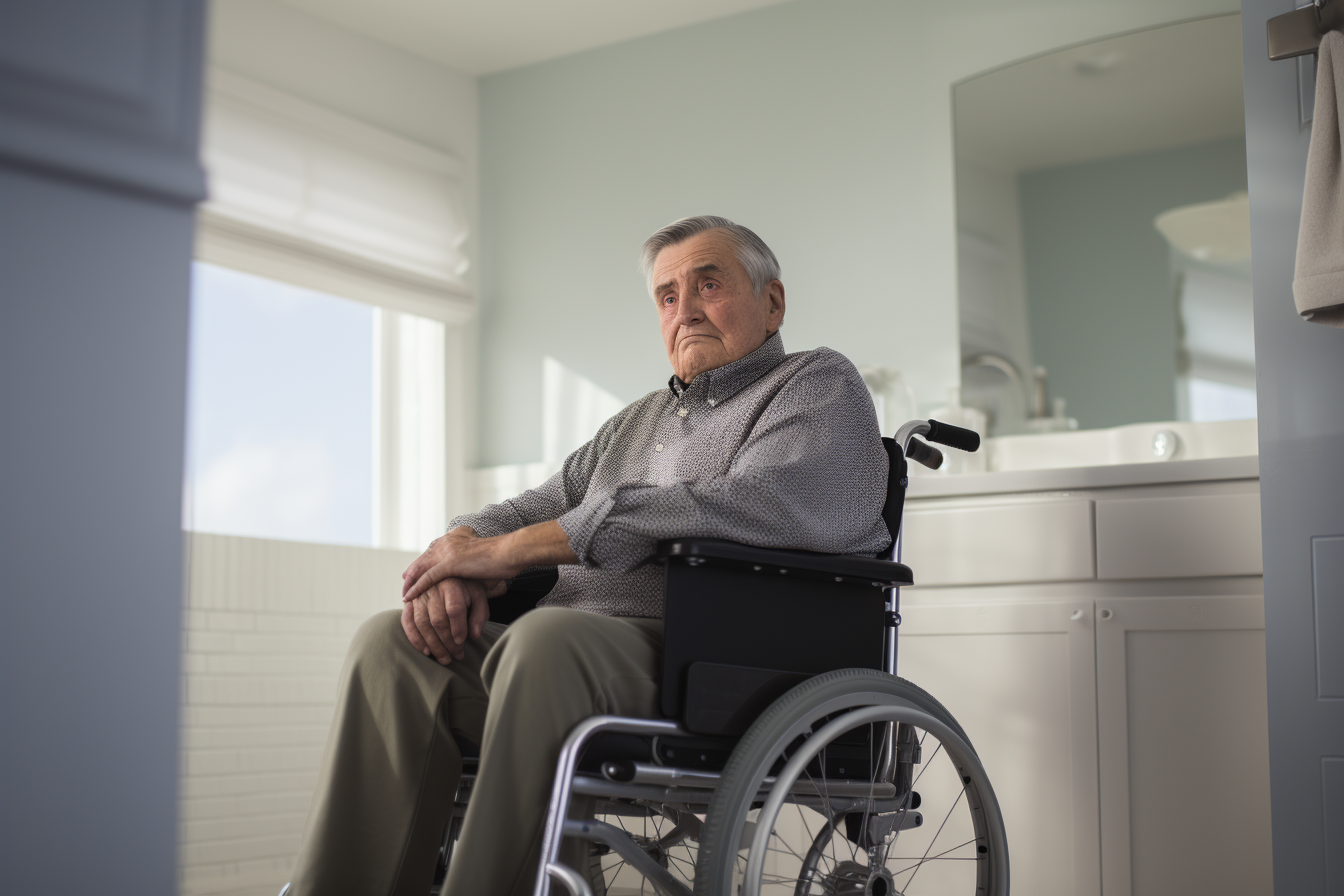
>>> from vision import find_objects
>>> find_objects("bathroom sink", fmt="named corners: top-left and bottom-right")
top-left (980, 418), bottom-right (1258, 472)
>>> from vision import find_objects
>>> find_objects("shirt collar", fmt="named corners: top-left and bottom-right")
top-left (666, 331), bottom-right (786, 405)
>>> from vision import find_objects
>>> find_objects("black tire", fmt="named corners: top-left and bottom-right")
top-left (693, 668), bottom-right (1009, 896)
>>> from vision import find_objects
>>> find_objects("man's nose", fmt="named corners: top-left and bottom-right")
top-left (674, 289), bottom-right (705, 324)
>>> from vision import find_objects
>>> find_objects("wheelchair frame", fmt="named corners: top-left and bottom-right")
top-left (439, 420), bottom-right (1008, 896)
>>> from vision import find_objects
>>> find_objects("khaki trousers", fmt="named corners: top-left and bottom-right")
top-left (289, 606), bottom-right (663, 896)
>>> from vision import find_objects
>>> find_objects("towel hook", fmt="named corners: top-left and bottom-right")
top-left (1268, 0), bottom-right (1344, 60)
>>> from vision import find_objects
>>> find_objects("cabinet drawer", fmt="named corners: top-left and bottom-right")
top-left (1094, 493), bottom-right (1262, 579)
top-left (902, 499), bottom-right (1095, 586)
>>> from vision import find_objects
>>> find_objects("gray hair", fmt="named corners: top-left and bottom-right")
top-left (639, 215), bottom-right (781, 298)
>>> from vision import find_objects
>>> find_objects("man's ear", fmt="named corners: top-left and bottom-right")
top-left (764, 279), bottom-right (786, 331)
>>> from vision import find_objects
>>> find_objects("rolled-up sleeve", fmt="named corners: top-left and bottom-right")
top-left (556, 353), bottom-right (890, 572)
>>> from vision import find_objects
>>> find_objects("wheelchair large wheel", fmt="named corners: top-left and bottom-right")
top-left (590, 803), bottom-right (699, 894)
top-left (694, 669), bottom-right (1008, 896)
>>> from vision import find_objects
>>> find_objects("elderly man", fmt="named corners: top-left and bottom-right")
top-left (286, 216), bottom-right (890, 896)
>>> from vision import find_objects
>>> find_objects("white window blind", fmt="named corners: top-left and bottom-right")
top-left (190, 71), bottom-right (472, 549)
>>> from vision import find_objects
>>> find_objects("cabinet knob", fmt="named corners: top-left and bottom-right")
top-left (1070, 609), bottom-right (1084, 621)
top-left (1098, 607), bottom-right (1114, 621)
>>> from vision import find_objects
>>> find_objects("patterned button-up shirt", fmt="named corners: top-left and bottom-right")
top-left (447, 332), bottom-right (890, 618)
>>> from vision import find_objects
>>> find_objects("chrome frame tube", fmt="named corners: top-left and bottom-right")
top-left (875, 422), bottom-right (929, 780)
top-left (884, 420), bottom-right (928, 680)
top-left (534, 715), bottom-right (688, 896)
top-left (608, 761), bottom-right (897, 800)
top-left (884, 586), bottom-right (901, 677)
top-left (561, 819), bottom-right (692, 896)
top-left (570, 776), bottom-right (718, 807)
top-left (543, 861), bottom-right (595, 896)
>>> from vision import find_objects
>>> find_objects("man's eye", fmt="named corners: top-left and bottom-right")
top-left (702, 281), bottom-right (717, 292)
top-left (662, 295), bottom-right (675, 305)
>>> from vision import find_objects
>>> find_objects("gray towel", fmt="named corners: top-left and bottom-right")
top-left (1294, 30), bottom-right (1344, 327)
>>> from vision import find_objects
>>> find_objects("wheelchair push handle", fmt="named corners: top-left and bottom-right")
top-left (903, 437), bottom-right (943, 471)
top-left (893, 418), bottom-right (981, 471)
top-left (925, 418), bottom-right (981, 453)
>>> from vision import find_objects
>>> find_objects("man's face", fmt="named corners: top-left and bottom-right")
top-left (651, 229), bottom-right (786, 383)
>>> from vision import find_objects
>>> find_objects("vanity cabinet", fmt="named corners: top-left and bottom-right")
top-left (1094, 593), bottom-right (1272, 896)
top-left (898, 598), bottom-right (1101, 896)
top-left (896, 457), bottom-right (1270, 896)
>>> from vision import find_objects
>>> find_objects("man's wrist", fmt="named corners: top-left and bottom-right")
top-left (505, 520), bottom-right (579, 570)
top-left (494, 529), bottom-right (527, 578)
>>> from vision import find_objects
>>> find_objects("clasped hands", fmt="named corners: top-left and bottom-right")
top-left (400, 521), bottom-right (579, 665)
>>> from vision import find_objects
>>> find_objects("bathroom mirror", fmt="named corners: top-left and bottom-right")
top-left (954, 14), bottom-right (1254, 437)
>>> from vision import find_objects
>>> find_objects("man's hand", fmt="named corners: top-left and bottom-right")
top-left (403, 527), bottom-right (488, 597)
top-left (400, 577), bottom-right (493, 664)
top-left (401, 520), bottom-right (579, 606)
top-left (401, 527), bottom-right (516, 602)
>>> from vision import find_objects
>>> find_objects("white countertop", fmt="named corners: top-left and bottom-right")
top-left (905, 454), bottom-right (1259, 499)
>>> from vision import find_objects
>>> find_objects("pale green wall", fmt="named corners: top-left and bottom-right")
top-left (475, 0), bottom-right (1237, 465)
top-left (1020, 136), bottom-right (1248, 430)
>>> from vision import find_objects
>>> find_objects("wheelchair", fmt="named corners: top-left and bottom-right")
top-left (436, 419), bottom-right (1010, 896)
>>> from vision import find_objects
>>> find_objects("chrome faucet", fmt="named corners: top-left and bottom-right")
top-left (963, 353), bottom-right (1027, 410)
top-left (962, 352), bottom-right (1056, 421)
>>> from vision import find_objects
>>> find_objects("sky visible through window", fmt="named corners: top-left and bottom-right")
top-left (184, 262), bottom-right (374, 546)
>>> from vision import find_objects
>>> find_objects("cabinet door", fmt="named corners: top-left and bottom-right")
top-left (1095, 595), bottom-right (1272, 896)
top-left (898, 598), bottom-right (1100, 896)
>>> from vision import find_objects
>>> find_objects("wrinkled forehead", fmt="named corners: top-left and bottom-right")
top-left (650, 229), bottom-right (742, 290)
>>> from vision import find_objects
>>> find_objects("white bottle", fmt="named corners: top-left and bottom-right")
top-left (928, 386), bottom-right (988, 474)
top-left (858, 366), bottom-right (917, 437)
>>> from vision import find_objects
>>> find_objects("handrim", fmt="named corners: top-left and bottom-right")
top-left (693, 669), bottom-right (1009, 896)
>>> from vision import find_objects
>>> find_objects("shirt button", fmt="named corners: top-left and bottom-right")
top-left (677, 407), bottom-right (687, 417)
top-left (655, 443), bottom-right (664, 452)
top-left (707, 398), bottom-right (717, 407)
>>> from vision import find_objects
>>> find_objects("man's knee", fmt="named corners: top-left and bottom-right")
top-left (479, 608), bottom-right (587, 688)
top-left (480, 608), bottom-right (659, 707)
top-left (347, 608), bottom-right (407, 666)
top-left (498, 605), bottom-right (589, 646)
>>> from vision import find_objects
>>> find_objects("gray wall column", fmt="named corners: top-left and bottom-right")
top-left (0, 2), bottom-right (206, 893)
top-left (1241, 2), bottom-right (1344, 893)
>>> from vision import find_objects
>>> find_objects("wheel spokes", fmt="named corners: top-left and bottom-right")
top-left (745, 721), bottom-right (986, 895)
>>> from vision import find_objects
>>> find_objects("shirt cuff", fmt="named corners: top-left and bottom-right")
top-left (446, 513), bottom-right (512, 539)
top-left (557, 491), bottom-right (617, 565)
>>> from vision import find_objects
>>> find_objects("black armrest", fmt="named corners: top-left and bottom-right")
top-left (655, 537), bottom-right (912, 587)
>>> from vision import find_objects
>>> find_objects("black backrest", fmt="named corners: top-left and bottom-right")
top-left (879, 436), bottom-right (908, 555)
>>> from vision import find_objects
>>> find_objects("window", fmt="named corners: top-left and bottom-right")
top-left (184, 262), bottom-right (375, 546)
top-left (184, 263), bottom-right (450, 549)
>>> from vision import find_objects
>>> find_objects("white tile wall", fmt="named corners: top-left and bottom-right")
top-left (179, 532), bottom-right (418, 896)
